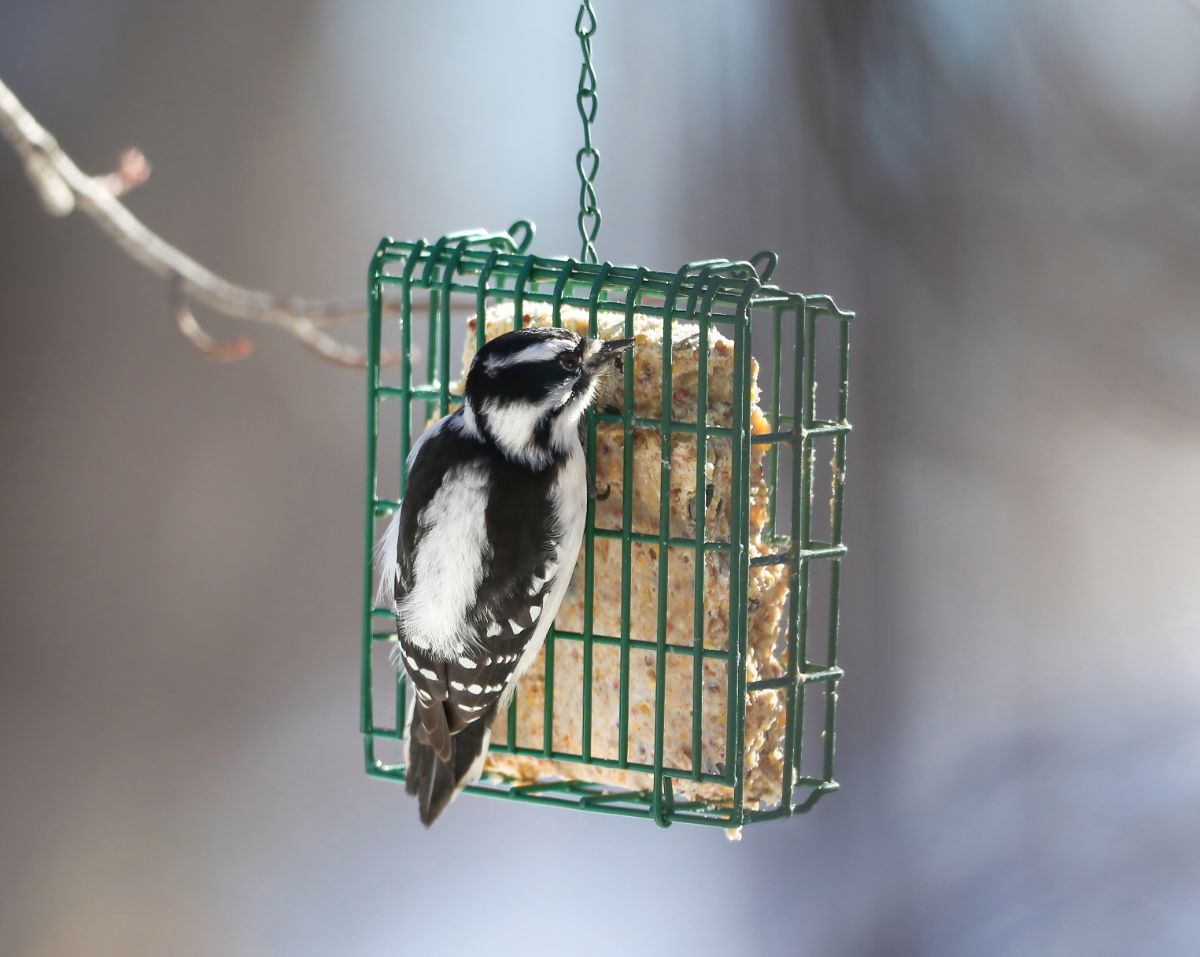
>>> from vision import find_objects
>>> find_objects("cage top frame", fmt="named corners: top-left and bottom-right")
top-left (367, 220), bottom-right (849, 331)
top-left (362, 220), bottom-right (852, 830)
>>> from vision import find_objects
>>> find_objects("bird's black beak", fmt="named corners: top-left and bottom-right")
top-left (585, 337), bottom-right (636, 372)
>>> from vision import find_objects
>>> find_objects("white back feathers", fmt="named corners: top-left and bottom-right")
top-left (396, 461), bottom-right (493, 655)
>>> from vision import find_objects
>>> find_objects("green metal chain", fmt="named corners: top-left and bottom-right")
top-left (575, 0), bottom-right (601, 264)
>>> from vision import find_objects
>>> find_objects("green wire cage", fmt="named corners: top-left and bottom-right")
top-left (361, 221), bottom-right (853, 830)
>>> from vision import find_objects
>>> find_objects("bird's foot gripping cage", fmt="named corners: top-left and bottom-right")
top-left (362, 222), bottom-right (852, 830)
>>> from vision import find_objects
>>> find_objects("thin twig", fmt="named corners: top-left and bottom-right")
top-left (0, 75), bottom-right (411, 367)
top-left (170, 273), bottom-right (255, 362)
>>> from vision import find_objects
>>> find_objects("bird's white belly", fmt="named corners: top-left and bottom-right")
top-left (398, 461), bottom-right (492, 655)
top-left (506, 448), bottom-right (588, 694)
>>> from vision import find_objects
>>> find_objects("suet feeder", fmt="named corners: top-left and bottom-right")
top-left (360, 3), bottom-right (853, 830)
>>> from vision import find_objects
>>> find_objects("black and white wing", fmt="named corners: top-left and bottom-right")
top-left (397, 554), bottom-right (560, 758)
top-left (396, 556), bottom-right (560, 827)
top-left (381, 409), bottom-right (566, 823)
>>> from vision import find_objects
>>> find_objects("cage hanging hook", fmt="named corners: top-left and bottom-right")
top-left (749, 250), bottom-right (779, 284)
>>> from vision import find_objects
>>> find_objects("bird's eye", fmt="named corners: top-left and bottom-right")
top-left (560, 354), bottom-right (581, 374)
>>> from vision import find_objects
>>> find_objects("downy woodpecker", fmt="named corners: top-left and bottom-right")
top-left (376, 327), bottom-right (635, 825)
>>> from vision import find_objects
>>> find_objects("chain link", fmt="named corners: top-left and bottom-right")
top-left (575, 0), bottom-right (601, 264)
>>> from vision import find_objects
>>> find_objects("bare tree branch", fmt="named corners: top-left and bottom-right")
top-left (170, 273), bottom-right (255, 362)
top-left (0, 75), bottom-right (411, 367)
top-left (95, 147), bottom-right (152, 200)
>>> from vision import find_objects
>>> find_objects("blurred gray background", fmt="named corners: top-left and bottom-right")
top-left (2, 1), bottom-right (1199, 955)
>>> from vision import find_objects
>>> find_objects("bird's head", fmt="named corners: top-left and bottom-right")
top-left (462, 327), bottom-right (634, 469)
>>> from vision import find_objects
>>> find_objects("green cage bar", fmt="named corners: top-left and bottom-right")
top-left (362, 222), bottom-right (852, 829)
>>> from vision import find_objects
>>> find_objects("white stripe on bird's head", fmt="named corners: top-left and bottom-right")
top-left (463, 327), bottom-right (615, 469)
top-left (481, 337), bottom-right (576, 374)
top-left (478, 396), bottom-right (558, 470)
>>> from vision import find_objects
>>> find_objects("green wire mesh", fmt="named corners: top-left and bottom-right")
top-left (361, 222), bottom-right (852, 829)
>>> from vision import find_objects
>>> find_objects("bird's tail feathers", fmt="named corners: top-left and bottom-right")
top-left (405, 710), bottom-right (494, 826)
